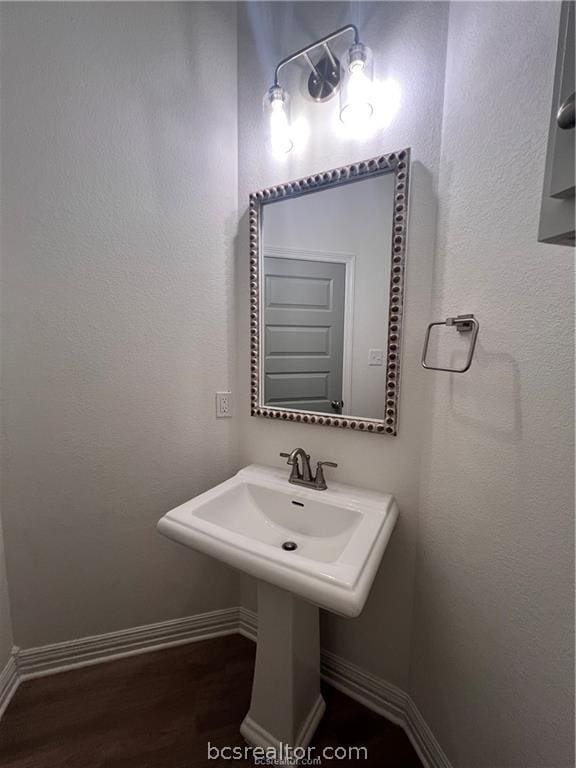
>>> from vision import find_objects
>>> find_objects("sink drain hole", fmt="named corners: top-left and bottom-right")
top-left (282, 541), bottom-right (298, 552)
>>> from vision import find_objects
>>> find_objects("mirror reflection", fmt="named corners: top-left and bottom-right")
top-left (261, 171), bottom-right (396, 421)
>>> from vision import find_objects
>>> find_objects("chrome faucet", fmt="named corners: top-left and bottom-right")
top-left (280, 448), bottom-right (338, 491)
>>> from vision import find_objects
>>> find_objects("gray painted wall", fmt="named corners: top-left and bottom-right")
top-left (0, 520), bottom-right (13, 668)
top-left (0, 2), bottom-right (240, 648)
top-left (0, 3), bottom-right (15, 676)
top-left (0, 3), bottom-right (573, 766)
top-left (237, 1), bottom-right (449, 689)
top-left (412, 3), bottom-right (575, 766)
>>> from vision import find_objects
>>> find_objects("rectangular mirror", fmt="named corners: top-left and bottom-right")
top-left (249, 148), bottom-right (410, 435)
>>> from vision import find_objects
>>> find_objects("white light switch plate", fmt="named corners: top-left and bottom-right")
top-left (216, 391), bottom-right (232, 418)
top-left (368, 349), bottom-right (384, 366)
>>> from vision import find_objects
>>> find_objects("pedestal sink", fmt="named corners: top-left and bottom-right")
top-left (157, 464), bottom-right (398, 750)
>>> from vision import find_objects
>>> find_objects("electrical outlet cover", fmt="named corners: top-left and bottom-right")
top-left (368, 349), bottom-right (384, 366)
top-left (216, 391), bottom-right (232, 418)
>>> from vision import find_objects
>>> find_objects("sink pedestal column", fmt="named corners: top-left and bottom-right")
top-left (240, 581), bottom-right (326, 750)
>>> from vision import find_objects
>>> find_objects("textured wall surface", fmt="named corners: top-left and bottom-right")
top-left (412, 3), bottom-right (575, 767)
top-left (237, 1), bottom-right (449, 688)
top-left (0, 520), bottom-right (13, 668)
top-left (0, 2), bottom-right (239, 647)
top-left (0, 2), bottom-right (15, 677)
top-left (0, 3), bottom-right (573, 764)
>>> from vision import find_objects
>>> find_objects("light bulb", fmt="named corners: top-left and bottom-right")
top-left (349, 58), bottom-right (365, 74)
top-left (264, 85), bottom-right (293, 156)
top-left (270, 98), bottom-right (292, 154)
top-left (340, 43), bottom-right (375, 128)
top-left (341, 69), bottom-right (374, 125)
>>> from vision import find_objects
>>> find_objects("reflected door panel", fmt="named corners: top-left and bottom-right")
top-left (263, 256), bottom-right (345, 413)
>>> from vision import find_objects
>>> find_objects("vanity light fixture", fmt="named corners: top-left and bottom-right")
top-left (264, 24), bottom-right (375, 153)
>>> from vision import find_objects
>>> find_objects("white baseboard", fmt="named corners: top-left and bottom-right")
top-left (17, 606), bottom-right (241, 680)
top-left (0, 654), bottom-right (19, 720)
top-left (320, 646), bottom-right (408, 726)
top-left (320, 646), bottom-right (451, 768)
top-left (2, 606), bottom-right (452, 768)
top-left (238, 605), bottom-right (258, 641)
top-left (404, 696), bottom-right (454, 768)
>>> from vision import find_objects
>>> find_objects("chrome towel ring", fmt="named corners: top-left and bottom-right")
top-left (421, 314), bottom-right (480, 373)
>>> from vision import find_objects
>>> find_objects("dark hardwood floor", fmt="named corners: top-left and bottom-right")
top-left (0, 634), bottom-right (423, 767)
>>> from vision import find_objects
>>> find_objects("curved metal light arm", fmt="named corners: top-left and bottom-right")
top-left (273, 24), bottom-right (360, 86)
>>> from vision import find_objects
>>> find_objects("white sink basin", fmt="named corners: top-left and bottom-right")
top-left (157, 464), bottom-right (398, 617)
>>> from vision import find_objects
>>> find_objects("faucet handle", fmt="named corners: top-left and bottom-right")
top-left (314, 460), bottom-right (338, 490)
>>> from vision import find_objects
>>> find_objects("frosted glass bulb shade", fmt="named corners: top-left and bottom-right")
top-left (264, 85), bottom-right (293, 155)
top-left (340, 43), bottom-right (375, 127)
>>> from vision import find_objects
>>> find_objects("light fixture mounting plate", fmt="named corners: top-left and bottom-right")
top-left (308, 54), bottom-right (341, 102)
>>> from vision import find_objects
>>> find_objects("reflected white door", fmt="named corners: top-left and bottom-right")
top-left (263, 256), bottom-right (345, 413)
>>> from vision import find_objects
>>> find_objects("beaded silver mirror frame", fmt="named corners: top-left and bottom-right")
top-left (249, 147), bottom-right (410, 436)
